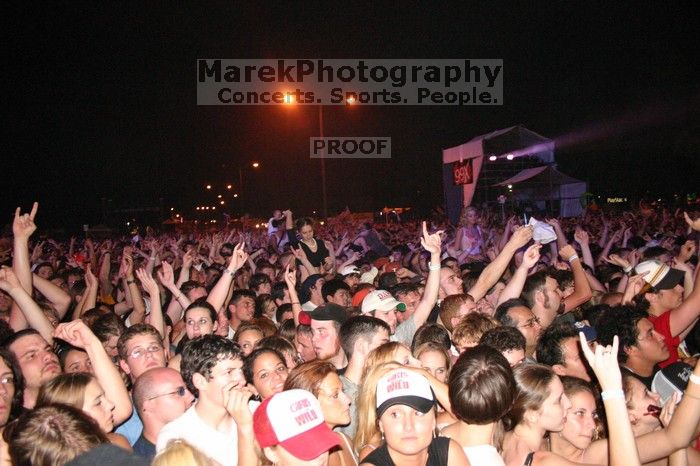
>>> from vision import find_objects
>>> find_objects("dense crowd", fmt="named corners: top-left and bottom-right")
top-left (1, 202), bottom-right (700, 466)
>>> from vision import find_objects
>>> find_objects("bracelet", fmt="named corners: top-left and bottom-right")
top-left (291, 302), bottom-right (300, 305)
top-left (601, 389), bottom-right (625, 400)
top-left (689, 373), bottom-right (700, 385)
top-left (174, 293), bottom-right (183, 301)
top-left (126, 279), bottom-right (135, 285)
top-left (567, 254), bottom-right (580, 263)
top-left (149, 257), bottom-right (156, 262)
top-left (428, 263), bottom-right (441, 271)
top-left (623, 265), bottom-right (633, 274)
top-left (226, 269), bottom-right (236, 278)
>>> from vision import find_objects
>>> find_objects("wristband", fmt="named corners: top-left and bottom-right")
top-left (174, 293), bottom-right (183, 301)
top-left (623, 265), bottom-right (633, 274)
top-left (601, 389), bottom-right (625, 400)
top-left (428, 263), bottom-right (441, 271)
top-left (689, 373), bottom-right (700, 385)
top-left (126, 279), bottom-right (135, 285)
top-left (226, 269), bottom-right (236, 278)
top-left (567, 254), bottom-right (580, 263)
top-left (149, 257), bottom-right (156, 262)
top-left (291, 302), bottom-right (300, 305)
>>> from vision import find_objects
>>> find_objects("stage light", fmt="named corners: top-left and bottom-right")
top-left (170, 207), bottom-right (174, 211)
top-left (227, 184), bottom-right (232, 190)
top-left (217, 194), bottom-right (222, 198)
top-left (346, 96), bottom-right (356, 104)
top-left (212, 206), bottom-right (216, 210)
top-left (506, 154), bottom-right (514, 160)
top-left (220, 200), bottom-right (225, 205)
top-left (489, 155), bottom-right (497, 161)
top-left (233, 194), bottom-right (238, 198)
top-left (196, 207), bottom-right (200, 210)
top-left (252, 162), bottom-right (260, 168)
top-left (206, 184), bottom-right (212, 190)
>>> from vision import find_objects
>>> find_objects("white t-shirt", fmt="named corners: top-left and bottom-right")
top-left (463, 444), bottom-right (504, 466)
top-left (302, 301), bottom-right (318, 312)
top-left (156, 404), bottom-right (238, 466)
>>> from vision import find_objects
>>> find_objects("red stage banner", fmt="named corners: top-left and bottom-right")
top-left (452, 159), bottom-right (474, 185)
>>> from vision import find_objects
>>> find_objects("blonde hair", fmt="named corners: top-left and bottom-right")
top-left (361, 342), bottom-right (407, 382)
top-left (353, 362), bottom-right (401, 453)
top-left (36, 372), bottom-right (94, 410)
top-left (152, 439), bottom-right (217, 466)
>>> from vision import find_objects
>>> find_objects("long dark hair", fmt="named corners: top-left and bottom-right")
top-left (0, 347), bottom-right (24, 424)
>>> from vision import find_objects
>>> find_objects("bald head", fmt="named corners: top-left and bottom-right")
top-left (133, 368), bottom-right (192, 418)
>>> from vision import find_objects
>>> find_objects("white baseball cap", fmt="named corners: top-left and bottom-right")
top-left (376, 368), bottom-right (434, 417)
top-left (361, 290), bottom-right (406, 314)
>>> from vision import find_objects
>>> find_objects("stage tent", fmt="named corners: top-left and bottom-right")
top-left (493, 165), bottom-right (587, 218)
top-left (442, 125), bottom-right (555, 224)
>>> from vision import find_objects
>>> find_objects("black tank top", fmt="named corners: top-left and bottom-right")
top-left (363, 437), bottom-right (450, 466)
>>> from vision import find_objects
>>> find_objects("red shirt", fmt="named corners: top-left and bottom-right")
top-left (648, 310), bottom-right (680, 368)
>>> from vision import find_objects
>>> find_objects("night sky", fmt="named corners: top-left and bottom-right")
top-left (5, 3), bottom-right (699, 231)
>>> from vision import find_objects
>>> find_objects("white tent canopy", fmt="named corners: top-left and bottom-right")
top-left (493, 165), bottom-right (587, 217)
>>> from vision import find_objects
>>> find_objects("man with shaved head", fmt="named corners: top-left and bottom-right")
top-left (131, 367), bottom-right (194, 460)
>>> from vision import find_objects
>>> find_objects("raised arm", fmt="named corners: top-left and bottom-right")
top-left (468, 225), bottom-right (533, 302)
top-left (136, 268), bottom-right (165, 338)
top-left (560, 244), bottom-right (592, 311)
top-left (574, 228), bottom-right (595, 273)
top-left (32, 273), bottom-right (71, 319)
top-left (667, 214), bottom-right (700, 338)
top-left (10, 202), bottom-right (39, 330)
top-left (498, 242), bottom-right (541, 305)
top-left (0, 267), bottom-right (55, 344)
top-left (580, 333), bottom-right (640, 466)
top-left (158, 261), bottom-right (191, 325)
top-left (53, 320), bottom-right (132, 425)
top-left (283, 264), bottom-right (302, 327)
top-left (411, 222), bottom-right (443, 328)
top-left (207, 242), bottom-right (248, 312)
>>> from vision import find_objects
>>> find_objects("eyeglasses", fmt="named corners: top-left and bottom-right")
top-left (128, 344), bottom-right (163, 360)
top-left (518, 317), bottom-right (541, 329)
top-left (147, 386), bottom-right (188, 400)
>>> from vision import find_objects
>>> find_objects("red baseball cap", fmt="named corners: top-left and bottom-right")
top-left (253, 389), bottom-right (340, 460)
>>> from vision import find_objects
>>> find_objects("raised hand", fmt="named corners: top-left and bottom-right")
top-left (13, 202), bottom-right (39, 240)
top-left (157, 261), bottom-right (176, 288)
top-left (508, 225), bottom-right (533, 249)
top-left (684, 212), bottom-right (700, 232)
top-left (574, 228), bottom-right (590, 245)
top-left (228, 241), bottom-right (249, 271)
top-left (420, 221), bottom-right (443, 255)
top-left (579, 332), bottom-right (622, 391)
top-left (53, 320), bottom-right (98, 349)
top-left (84, 265), bottom-right (98, 289)
top-left (290, 245), bottom-right (308, 262)
top-left (136, 268), bottom-right (159, 297)
top-left (118, 253), bottom-right (134, 279)
top-left (603, 253), bottom-right (631, 270)
top-left (182, 249), bottom-right (195, 269)
top-left (559, 244), bottom-right (578, 262)
top-left (521, 242), bottom-right (542, 269)
top-left (283, 263), bottom-right (297, 288)
top-left (0, 266), bottom-right (22, 292)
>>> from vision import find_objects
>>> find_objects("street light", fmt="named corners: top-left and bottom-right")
top-left (283, 95), bottom-right (355, 219)
top-left (238, 162), bottom-right (261, 197)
